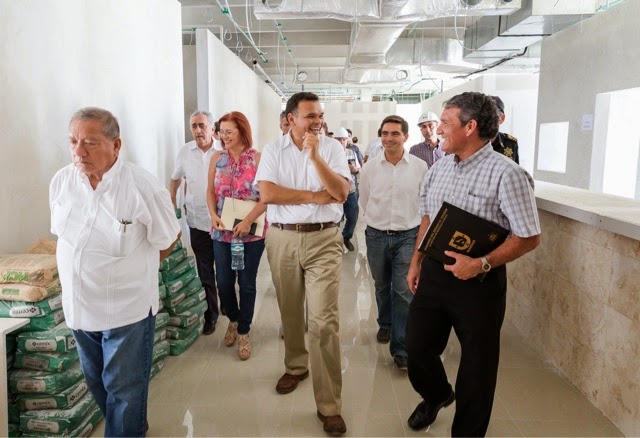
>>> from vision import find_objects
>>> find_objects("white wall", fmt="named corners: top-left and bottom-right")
top-left (195, 29), bottom-right (280, 150)
top-left (0, 0), bottom-right (185, 253)
top-left (323, 101), bottom-right (396, 153)
top-left (534, 0), bottom-right (640, 190)
top-left (183, 45), bottom-right (198, 144)
top-left (422, 74), bottom-right (539, 173)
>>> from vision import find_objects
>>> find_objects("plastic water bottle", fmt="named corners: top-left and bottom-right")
top-left (231, 237), bottom-right (245, 271)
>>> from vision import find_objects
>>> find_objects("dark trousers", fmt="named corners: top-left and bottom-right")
top-left (406, 257), bottom-right (507, 437)
top-left (213, 239), bottom-right (265, 334)
top-left (189, 227), bottom-right (219, 323)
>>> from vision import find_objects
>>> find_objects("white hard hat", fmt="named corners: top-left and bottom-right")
top-left (334, 127), bottom-right (349, 138)
top-left (417, 111), bottom-right (440, 126)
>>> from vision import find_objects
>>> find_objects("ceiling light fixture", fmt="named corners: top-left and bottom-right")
top-left (297, 71), bottom-right (308, 82)
top-left (396, 70), bottom-right (408, 80)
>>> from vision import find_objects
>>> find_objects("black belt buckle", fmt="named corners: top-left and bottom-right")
top-left (385, 230), bottom-right (399, 235)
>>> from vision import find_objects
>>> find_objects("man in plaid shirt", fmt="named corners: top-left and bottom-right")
top-left (405, 92), bottom-right (541, 437)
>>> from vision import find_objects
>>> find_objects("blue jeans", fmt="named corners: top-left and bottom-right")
top-left (342, 191), bottom-right (359, 241)
top-left (365, 226), bottom-right (417, 358)
top-left (213, 239), bottom-right (265, 334)
top-left (73, 311), bottom-right (155, 437)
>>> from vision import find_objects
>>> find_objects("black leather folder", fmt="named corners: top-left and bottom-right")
top-left (418, 202), bottom-right (509, 265)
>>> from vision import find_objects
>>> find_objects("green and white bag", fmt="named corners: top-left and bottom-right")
top-left (165, 315), bottom-right (204, 340)
top-left (155, 312), bottom-right (169, 330)
top-left (153, 328), bottom-right (167, 345)
top-left (15, 349), bottom-right (79, 373)
top-left (164, 267), bottom-right (197, 295)
top-left (168, 320), bottom-right (203, 356)
top-left (17, 379), bottom-right (88, 411)
top-left (20, 391), bottom-right (96, 435)
top-left (17, 309), bottom-right (66, 334)
top-left (8, 423), bottom-right (20, 437)
top-left (167, 289), bottom-right (206, 316)
top-left (0, 293), bottom-right (62, 318)
top-left (163, 291), bottom-right (187, 309)
top-left (152, 340), bottom-right (170, 364)
top-left (10, 361), bottom-right (84, 395)
top-left (178, 277), bottom-right (203, 298)
top-left (149, 360), bottom-right (165, 380)
top-left (161, 256), bottom-right (196, 283)
top-left (8, 399), bottom-right (20, 423)
top-left (22, 404), bottom-right (103, 437)
top-left (167, 299), bottom-right (208, 328)
top-left (17, 323), bottom-right (76, 353)
top-left (160, 247), bottom-right (187, 271)
top-left (158, 284), bottom-right (168, 300)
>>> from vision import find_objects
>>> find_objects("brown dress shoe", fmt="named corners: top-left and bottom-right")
top-left (275, 370), bottom-right (309, 394)
top-left (317, 411), bottom-right (347, 436)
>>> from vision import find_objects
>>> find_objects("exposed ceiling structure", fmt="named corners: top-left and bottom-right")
top-left (179, 0), bottom-right (605, 101)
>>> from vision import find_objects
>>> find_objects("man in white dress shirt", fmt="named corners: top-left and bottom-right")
top-left (363, 127), bottom-right (383, 163)
top-left (359, 115), bottom-right (428, 370)
top-left (170, 110), bottom-right (221, 334)
top-left (50, 107), bottom-right (180, 437)
top-left (256, 92), bottom-right (350, 436)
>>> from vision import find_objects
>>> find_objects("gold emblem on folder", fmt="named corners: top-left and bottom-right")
top-left (449, 231), bottom-right (473, 251)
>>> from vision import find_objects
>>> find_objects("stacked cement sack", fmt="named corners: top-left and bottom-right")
top-left (160, 241), bottom-right (206, 356)
top-left (7, 333), bottom-right (20, 437)
top-left (1, 254), bottom-right (102, 436)
top-left (151, 312), bottom-right (169, 380)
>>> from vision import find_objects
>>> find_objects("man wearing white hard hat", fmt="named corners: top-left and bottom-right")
top-left (409, 112), bottom-right (444, 168)
top-left (334, 127), bottom-right (360, 251)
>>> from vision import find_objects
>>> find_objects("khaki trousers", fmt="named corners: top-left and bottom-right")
top-left (266, 226), bottom-right (343, 416)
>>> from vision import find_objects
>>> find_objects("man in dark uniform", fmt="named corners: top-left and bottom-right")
top-left (490, 96), bottom-right (519, 164)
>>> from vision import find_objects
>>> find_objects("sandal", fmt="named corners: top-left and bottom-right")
top-left (238, 334), bottom-right (251, 360)
top-left (224, 321), bottom-right (238, 346)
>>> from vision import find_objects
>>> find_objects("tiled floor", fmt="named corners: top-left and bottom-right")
top-left (92, 220), bottom-right (622, 437)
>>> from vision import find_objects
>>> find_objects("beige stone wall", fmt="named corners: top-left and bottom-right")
top-left (506, 210), bottom-right (640, 436)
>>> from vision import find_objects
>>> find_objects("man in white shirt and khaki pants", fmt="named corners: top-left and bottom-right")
top-left (256, 92), bottom-right (350, 436)
top-left (50, 108), bottom-right (181, 437)
top-left (359, 115), bottom-right (428, 370)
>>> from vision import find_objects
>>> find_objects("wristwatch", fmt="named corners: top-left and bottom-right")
top-left (480, 256), bottom-right (491, 273)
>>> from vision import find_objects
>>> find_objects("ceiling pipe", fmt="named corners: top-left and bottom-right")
top-left (252, 60), bottom-right (286, 99)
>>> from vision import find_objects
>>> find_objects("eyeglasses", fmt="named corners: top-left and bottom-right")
top-left (220, 130), bottom-right (239, 136)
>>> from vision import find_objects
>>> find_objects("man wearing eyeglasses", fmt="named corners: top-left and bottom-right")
top-left (169, 110), bottom-right (222, 335)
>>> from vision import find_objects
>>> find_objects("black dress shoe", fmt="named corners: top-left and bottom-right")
top-left (393, 355), bottom-right (408, 369)
top-left (407, 390), bottom-right (455, 431)
top-left (344, 239), bottom-right (354, 252)
top-left (203, 320), bottom-right (216, 335)
top-left (376, 327), bottom-right (390, 344)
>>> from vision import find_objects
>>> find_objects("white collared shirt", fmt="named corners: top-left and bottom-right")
top-left (365, 138), bottom-right (383, 160)
top-left (171, 141), bottom-right (216, 232)
top-left (255, 133), bottom-right (350, 224)
top-left (49, 158), bottom-right (180, 331)
top-left (359, 150), bottom-right (428, 231)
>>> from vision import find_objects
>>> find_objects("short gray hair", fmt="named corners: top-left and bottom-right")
top-left (70, 107), bottom-right (120, 140)
top-left (189, 110), bottom-right (214, 125)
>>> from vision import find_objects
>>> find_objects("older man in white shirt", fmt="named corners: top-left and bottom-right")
top-left (170, 110), bottom-right (222, 335)
top-left (50, 107), bottom-right (180, 437)
top-left (359, 115), bottom-right (427, 370)
top-left (256, 92), bottom-right (350, 436)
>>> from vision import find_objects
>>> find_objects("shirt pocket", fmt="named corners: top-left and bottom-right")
top-left (51, 204), bottom-right (72, 236)
top-left (466, 189), bottom-right (497, 216)
top-left (111, 220), bottom-right (145, 258)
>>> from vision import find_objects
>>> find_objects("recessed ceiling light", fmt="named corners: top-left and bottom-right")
top-left (297, 71), bottom-right (308, 82)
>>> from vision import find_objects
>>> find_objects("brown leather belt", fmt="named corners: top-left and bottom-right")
top-left (271, 222), bottom-right (338, 232)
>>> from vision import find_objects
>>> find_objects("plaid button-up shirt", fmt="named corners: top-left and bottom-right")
top-left (419, 143), bottom-right (540, 238)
